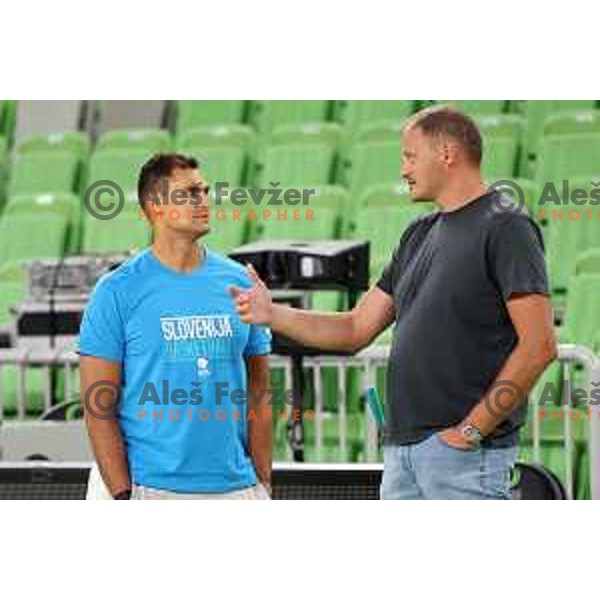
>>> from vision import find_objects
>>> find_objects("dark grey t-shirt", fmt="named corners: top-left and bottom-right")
top-left (376, 192), bottom-right (549, 449)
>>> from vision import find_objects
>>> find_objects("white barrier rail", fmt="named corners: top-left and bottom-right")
top-left (0, 344), bottom-right (598, 498)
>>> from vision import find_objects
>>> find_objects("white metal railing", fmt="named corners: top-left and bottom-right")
top-left (1, 344), bottom-right (599, 498)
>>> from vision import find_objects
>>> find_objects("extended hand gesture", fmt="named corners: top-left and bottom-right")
top-left (229, 264), bottom-right (273, 325)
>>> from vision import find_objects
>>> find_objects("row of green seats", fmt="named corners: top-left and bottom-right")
top-left (174, 100), bottom-right (420, 135)
top-left (3, 174), bottom-right (599, 310)
top-left (7, 110), bottom-right (600, 203)
top-left (175, 100), bottom-right (590, 135)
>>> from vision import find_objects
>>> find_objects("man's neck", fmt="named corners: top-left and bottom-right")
top-left (435, 175), bottom-right (488, 213)
top-left (152, 232), bottom-right (204, 274)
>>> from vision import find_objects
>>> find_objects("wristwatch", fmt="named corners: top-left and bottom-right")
top-left (113, 488), bottom-right (132, 500)
top-left (459, 423), bottom-right (483, 448)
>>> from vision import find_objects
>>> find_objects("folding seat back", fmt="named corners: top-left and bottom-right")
top-left (8, 152), bottom-right (80, 196)
top-left (176, 101), bottom-right (247, 134)
top-left (178, 124), bottom-right (255, 152)
top-left (96, 129), bottom-right (171, 153)
top-left (0, 211), bottom-right (67, 265)
top-left (16, 131), bottom-right (90, 160)
top-left (250, 100), bottom-right (332, 131)
top-left (335, 100), bottom-right (416, 129)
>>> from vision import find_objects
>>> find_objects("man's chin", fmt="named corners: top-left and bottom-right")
top-left (173, 222), bottom-right (211, 238)
top-left (408, 188), bottom-right (434, 203)
top-left (194, 223), bottom-right (211, 237)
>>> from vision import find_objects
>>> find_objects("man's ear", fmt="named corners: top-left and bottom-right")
top-left (441, 139), bottom-right (460, 167)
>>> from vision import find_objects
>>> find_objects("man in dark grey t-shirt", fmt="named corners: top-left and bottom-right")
top-left (229, 105), bottom-right (557, 499)
top-left (377, 193), bottom-right (548, 451)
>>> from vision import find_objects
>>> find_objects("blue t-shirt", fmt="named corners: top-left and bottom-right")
top-left (78, 246), bottom-right (272, 493)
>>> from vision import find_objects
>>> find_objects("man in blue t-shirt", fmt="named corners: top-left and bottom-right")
top-left (79, 154), bottom-right (272, 500)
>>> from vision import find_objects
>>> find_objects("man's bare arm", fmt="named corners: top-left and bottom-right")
top-left (230, 265), bottom-right (396, 352)
top-left (246, 355), bottom-right (272, 491)
top-left (80, 355), bottom-right (130, 497)
top-left (465, 293), bottom-right (558, 436)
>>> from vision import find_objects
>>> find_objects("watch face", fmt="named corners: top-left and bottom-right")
top-left (462, 425), bottom-right (481, 443)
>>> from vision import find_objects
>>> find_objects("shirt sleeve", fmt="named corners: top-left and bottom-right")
top-left (376, 219), bottom-right (421, 296)
top-left (77, 276), bottom-right (126, 362)
top-left (489, 214), bottom-right (550, 301)
top-left (243, 324), bottom-right (272, 357)
top-left (376, 257), bottom-right (396, 296)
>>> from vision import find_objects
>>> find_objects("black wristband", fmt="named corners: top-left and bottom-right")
top-left (113, 488), bottom-right (132, 500)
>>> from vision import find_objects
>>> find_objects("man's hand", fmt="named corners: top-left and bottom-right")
top-left (437, 427), bottom-right (474, 450)
top-left (229, 264), bottom-right (273, 325)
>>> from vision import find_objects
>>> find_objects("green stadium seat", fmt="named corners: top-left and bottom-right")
top-left (575, 247), bottom-right (600, 276)
top-left (0, 211), bottom-right (68, 267)
top-left (15, 131), bottom-right (90, 160)
top-left (544, 204), bottom-right (600, 297)
top-left (254, 124), bottom-right (343, 187)
top-left (8, 152), bottom-right (80, 197)
top-left (559, 274), bottom-right (600, 350)
top-left (266, 122), bottom-right (344, 149)
top-left (254, 203), bottom-right (339, 242)
top-left (543, 111), bottom-right (600, 136)
top-left (477, 114), bottom-right (524, 178)
top-left (4, 192), bottom-right (78, 220)
top-left (483, 138), bottom-right (520, 178)
top-left (184, 145), bottom-right (247, 188)
top-left (306, 184), bottom-right (349, 214)
top-left (254, 142), bottom-right (337, 189)
top-left (537, 133), bottom-right (600, 183)
top-left (96, 129), bottom-right (171, 153)
top-left (343, 140), bottom-right (402, 199)
top-left (520, 101), bottom-right (597, 174)
top-left (4, 193), bottom-right (81, 252)
top-left (176, 101), bottom-right (248, 134)
top-left (441, 100), bottom-right (507, 115)
top-left (177, 124), bottom-right (255, 151)
top-left (82, 204), bottom-right (149, 254)
top-left (205, 215), bottom-right (247, 255)
top-left (517, 179), bottom-right (541, 219)
top-left (353, 120), bottom-right (406, 146)
top-left (252, 185), bottom-right (347, 241)
top-left (250, 100), bottom-right (332, 132)
top-left (537, 173), bottom-right (600, 227)
top-left (335, 101), bottom-right (416, 129)
top-left (358, 182), bottom-right (429, 211)
top-left (350, 204), bottom-right (430, 270)
top-left (88, 149), bottom-right (155, 197)
top-left (203, 196), bottom-right (252, 254)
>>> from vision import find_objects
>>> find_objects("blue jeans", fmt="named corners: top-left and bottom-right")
top-left (380, 432), bottom-right (518, 500)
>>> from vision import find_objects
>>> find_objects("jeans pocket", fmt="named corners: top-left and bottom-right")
top-left (434, 431), bottom-right (479, 453)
